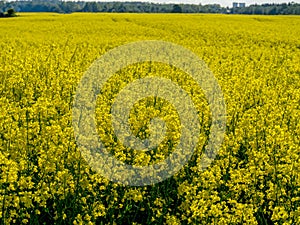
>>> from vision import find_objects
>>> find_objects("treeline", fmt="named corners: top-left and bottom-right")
top-left (0, 1), bottom-right (300, 15)
top-left (0, 1), bottom-right (226, 13)
top-left (233, 2), bottom-right (300, 14)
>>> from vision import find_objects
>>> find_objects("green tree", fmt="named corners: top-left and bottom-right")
top-left (82, 2), bottom-right (99, 12)
top-left (7, 8), bottom-right (16, 17)
top-left (172, 4), bottom-right (182, 13)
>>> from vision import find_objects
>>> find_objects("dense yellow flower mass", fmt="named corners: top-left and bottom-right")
top-left (0, 13), bottom-right (300, 224)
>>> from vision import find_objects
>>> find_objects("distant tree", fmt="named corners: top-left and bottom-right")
top-left (7, 8), bottom-right (15, 16)
top-left (82, 2), bottom-right (99, 12)
top-left (172, 4), bottom-right (182, 13)
top-left (7, 8), bottom-right (17, 17)
top-left (59, 2), bottom-right (81, 13)
top-left (0, 8), bottom-right (16, 17)
top-left (0, 0), bottom-right (5, 13)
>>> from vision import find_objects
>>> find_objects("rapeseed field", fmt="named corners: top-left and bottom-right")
top-left (0, 13), bottom-right (299, 224)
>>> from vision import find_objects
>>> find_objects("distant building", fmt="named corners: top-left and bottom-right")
top-left (232, 2), bottom-right (239, 8)
top-left (239, 3), bottom-right (246, 7)
top-left (232, 2), bottom-right (246, 8)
